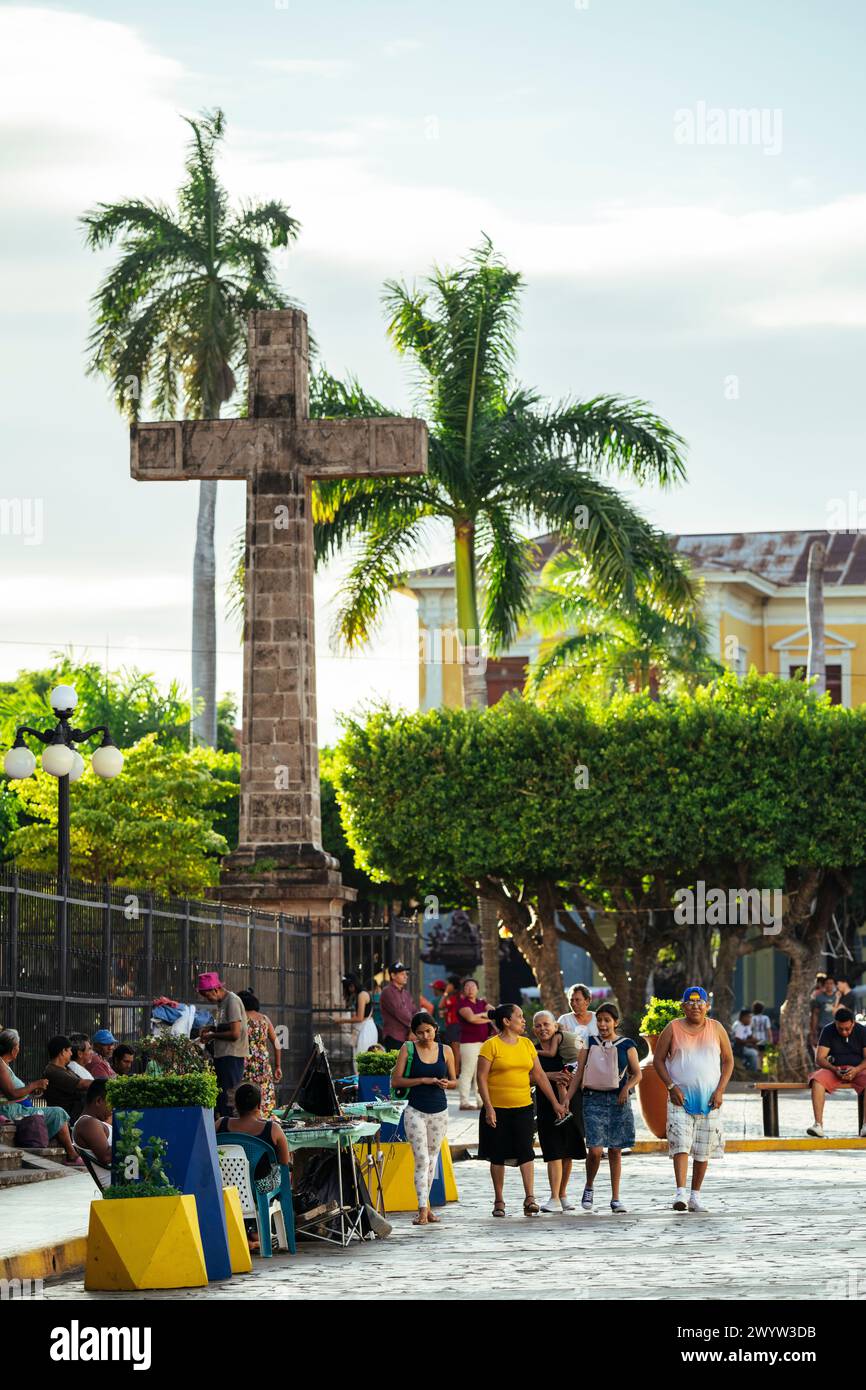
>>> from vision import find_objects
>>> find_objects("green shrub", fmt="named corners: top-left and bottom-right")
top-left (103, 1182), bottom-right (181, 1200)
top-left (136, 1034), bottom-right (214, 1076)
top-left (107, 1072), bottom-right (219, 1110)
top-left (356, 1050), bottom-right (399, 1076)
top-left (639, 997), bottom-right (682, 1036)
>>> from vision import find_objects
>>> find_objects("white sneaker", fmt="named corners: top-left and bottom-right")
top-left (687, 1193), bottom-right (707, 1213)
top-left (581, 1186), bottom-right (594, 1211)
top-left (672, 1189), bottom-right (688, 1212)
top-left (806, 1122), bottom-right (825, 1138)
top-left (560, 1196), bottom-right (576, 1211)
top-left (540, 1197), bottom-right (561, 1213)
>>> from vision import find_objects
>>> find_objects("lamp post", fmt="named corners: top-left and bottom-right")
top-left (3, 684), bottom-right (124, 884)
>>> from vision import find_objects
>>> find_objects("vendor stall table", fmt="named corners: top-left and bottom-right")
top-left (280, 1119), bottom-right (380, 1248)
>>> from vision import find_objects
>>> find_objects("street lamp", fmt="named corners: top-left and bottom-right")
top-left (3, 684), bottom-right (124, 883)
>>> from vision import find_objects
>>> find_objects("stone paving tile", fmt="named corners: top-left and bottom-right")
top-left (45, 1145), bottom-right (866, 1301)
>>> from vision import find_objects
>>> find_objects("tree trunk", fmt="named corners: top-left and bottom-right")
top-left (191, 478), bottom-right (218, 747)
top-left (806, 539), bottom-right (826, 697)
top-left (777, 870), bottom-right (839, 1080)
top-left (476, 894), bottom-right (501, 1004)
top-left (454, 519), bottom-right (487, 709)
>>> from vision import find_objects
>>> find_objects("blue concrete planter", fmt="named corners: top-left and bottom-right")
top-left (112, 1106), bottom-right (230, 1282)
top-left (357, 1074), bottom-right (392, 1104)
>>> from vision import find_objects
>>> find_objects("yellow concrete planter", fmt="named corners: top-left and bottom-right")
top-left (85, 1193), bottom-right (208, 1291)
top-left (357, 1141), bottom-right (459, 1213)
top-left (222, 1186), bottom-right (252, 1274)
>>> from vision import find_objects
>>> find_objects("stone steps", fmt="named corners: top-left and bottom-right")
top-left (0, 1168), bottom-right (61, 1188)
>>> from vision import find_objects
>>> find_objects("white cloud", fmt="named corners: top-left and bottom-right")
top-left (383, 38), bottom-right (422, 58)
top-left (256, 58), bottom-right (352, 77)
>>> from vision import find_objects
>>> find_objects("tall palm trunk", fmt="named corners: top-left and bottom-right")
top-left (806, 539), bottom-right (826, 697)
top-left (191, 479), bottom-right (218, 746)
top-left (454, 520), bottom-right (487, 708)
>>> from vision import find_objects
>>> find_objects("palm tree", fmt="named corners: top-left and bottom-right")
top-left (526, 551), bottom-right (721, 701)
top-left (82, 108), bottom-right (300, 745)
top-left (310, 238), bottom-right (693, 707)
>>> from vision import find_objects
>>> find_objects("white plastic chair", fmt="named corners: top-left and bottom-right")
top-left (217, 1144), bottom-right (288, 1255)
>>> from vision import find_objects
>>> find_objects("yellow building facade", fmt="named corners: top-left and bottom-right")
top-left (403, 530), bottom-right (866, 710)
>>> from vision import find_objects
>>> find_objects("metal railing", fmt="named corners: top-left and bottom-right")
top-left (0, 870), bottom-right (313, 1097)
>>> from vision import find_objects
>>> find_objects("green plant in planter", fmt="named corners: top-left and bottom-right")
top-left (104, 1110), bottom-right (180, 1200)
top-left (107, 1072), bottom-right (219, 1111)
top-left (137, 1033), bottom-right (215, 1077)
top-left (639, 997), bottom-right (683, 1037)
top-left (356, 1050), bottom-right (400, 1076)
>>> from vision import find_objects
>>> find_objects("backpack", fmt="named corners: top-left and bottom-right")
top-left (581, 1039), bottom-right (624, 1091)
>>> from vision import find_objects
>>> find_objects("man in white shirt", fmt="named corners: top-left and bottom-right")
top-left (68, 1034), bottom-right (95, 1081)
top-left (731, 1012), bottom-right (760, 1071)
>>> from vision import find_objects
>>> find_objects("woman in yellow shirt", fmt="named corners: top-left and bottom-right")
top-left (477, 1003), bottom-right (566, 1216)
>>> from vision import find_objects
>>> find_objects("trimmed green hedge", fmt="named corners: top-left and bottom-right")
top-left (107, 1073), bottom-right (219, 1110)
top-left (103, 1182), bottom-right (181, 1201)
top-left (356, 1050), bottom-right (399, 1075)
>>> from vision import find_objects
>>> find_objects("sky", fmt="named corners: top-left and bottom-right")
top-left (2, 0), bottom-right (865, 741)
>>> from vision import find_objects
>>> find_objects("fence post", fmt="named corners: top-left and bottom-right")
top-left (182, 900), bottom-right (191, 993)
top-left (249, 908), bottom-right (257, 998)
top-left (218, 905), bottom-right (225, 975)
top-left (144, 893), bottom-right (153, 1005)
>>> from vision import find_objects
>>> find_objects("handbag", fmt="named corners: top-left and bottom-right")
top-left (15, 1113), bottom-right (50, 1148)
top-left (581, 1039), bottom-right (624, 1091)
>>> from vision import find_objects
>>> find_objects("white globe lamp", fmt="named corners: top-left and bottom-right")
top-left (4, 744), bottom-right (36, 780)
top-left (50, 685), bottom-right (78, 713)
top-left (42, 742), bottom-right (75, 778)
top-left (92, 742), bottom-right (124, 779)
top-left (68, 749), bottom-right (86, 783)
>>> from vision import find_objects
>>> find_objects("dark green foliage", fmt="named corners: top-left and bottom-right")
top-left (107, 1072), bottom-right (219, 1110)
top-left (355, 1050), bottom-right (400, 1075)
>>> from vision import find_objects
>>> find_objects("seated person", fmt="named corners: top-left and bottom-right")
top-left (88, 1030), bottom-right (118, 1080)
top-left (111, 1044), bottom-right (135, 1076)
top-left (72, 1079), bottom-right (113, 1186)
top-left (44, 1035), bottom-right (92, 1123)
top-left (68, 1033), bottom-right (95, 1080)
top-left (215, 1082), bottom-right (290, 1175)
top-left (0, 1028), bottom-right (84, 1167)
top-left (807, 1007), bottom-right (866, 1139)
top-left (731, 1011), bottom-right (760, 1071)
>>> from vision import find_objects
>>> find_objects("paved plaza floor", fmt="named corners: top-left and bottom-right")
top-left (46, 1138), bottom-right (866, 1302)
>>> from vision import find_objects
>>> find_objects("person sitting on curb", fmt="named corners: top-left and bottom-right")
top-left (807, 1007), bottom-right (866, 1139)
top-left (88, 1029), bottom-right (118, 1079)
top-left (731, 1010), bottom-right (761, 1071)
top-left (72, 1079), bottom-right (113, 1185)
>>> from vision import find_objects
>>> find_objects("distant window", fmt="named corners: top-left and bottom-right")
top-left (789, 663), bottom-right (842, 705)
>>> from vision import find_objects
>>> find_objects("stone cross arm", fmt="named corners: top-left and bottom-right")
top-left (130, 416), bottom-right (427, 482)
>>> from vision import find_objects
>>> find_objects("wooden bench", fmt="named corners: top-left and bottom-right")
top-left (754, 1081), bottom-right (865, 1137)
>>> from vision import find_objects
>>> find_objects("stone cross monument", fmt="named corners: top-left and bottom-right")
top-left (130, 308), bottom-right (427, 954)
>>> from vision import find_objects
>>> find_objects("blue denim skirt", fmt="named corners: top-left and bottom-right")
top-left (582, 1089), bottom-right (635, 1150)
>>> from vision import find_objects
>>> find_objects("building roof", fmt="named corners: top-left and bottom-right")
top-left (404, 530), bottom-right (866, 590)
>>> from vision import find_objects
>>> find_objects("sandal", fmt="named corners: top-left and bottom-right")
top-left (412, 1212), bottom-right (429, 1226)
top-left (523, 1197), bottom-right (540, 1217)
top-left (427, 1211), bottom-right (441, 1223)
top-left (492, 1201), bottom-right (506, 1217)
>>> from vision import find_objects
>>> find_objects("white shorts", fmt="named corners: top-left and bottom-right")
top-left (666, 1101), bottom-right (725, 1162)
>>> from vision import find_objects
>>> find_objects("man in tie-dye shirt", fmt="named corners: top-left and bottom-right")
top-left (653, 986), bottom-right (734, 1213)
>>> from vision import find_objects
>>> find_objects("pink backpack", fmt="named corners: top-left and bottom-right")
top-left (581, 1039), bottom-right (623, 1091)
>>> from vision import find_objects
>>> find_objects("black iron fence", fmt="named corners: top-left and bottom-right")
top-left (311, 905), bottom-right (423, 1076)
top-left (0, 870), bottom-right (313, 1098)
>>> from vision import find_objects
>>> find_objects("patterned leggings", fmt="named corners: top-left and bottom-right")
top-left (403, 1107), bottom-right (448, 1208)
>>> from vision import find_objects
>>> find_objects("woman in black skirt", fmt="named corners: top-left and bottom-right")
top-left (476, 1003), bottom-right (567, 1217)
top-left (532, 1010), bottom-right (586, 1212)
